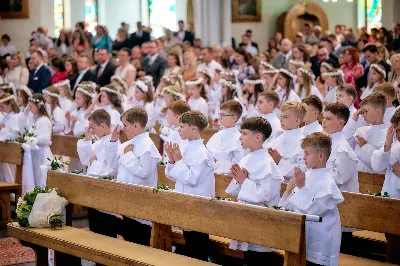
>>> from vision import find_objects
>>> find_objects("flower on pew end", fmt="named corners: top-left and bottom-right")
top-left (153, 184), bottom-right (171, 193)
top-left (47, 213), bottom-right (63, 230)
top-left (45, 157), bottom-right (68, 171)
top-left (367, 191), bottom-right (390, 198)
top-left (264, 205), bottom-right (289, 211)
top-left (99, 176), bottom-right (114, 180)
top-left (69, 169), bottom-right (84, 174)
top-left (210, 196), bottom-right (233, 202)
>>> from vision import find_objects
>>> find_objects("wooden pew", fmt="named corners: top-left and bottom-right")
top-left (50, 134), bottom-right (79, 158)
top-left (9, 171), bottom-right (309, 266)
top-left (357, 172), bottom-right (385, 195)
top-left (201, 128), bottom-right (217, 144)
top-left (0, 142), bottom-right (23, 227)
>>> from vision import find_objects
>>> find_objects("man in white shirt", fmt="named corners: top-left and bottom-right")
top-left (0, 35), bottom-right (17, 57)
top-left (197, 47), bottom-right (223, 78)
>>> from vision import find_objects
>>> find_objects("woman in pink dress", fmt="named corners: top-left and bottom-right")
top-left (340, 46), bottom-right (364, 107)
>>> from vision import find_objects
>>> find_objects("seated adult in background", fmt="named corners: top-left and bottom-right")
top-left (392, 23), bottom-right (400, 52)
top-left (0, 34), bottom-right (17, 57)
top-left (239, 34), bottom-right (258, 57)
top-left (272, 38), bottom-right (293, 70)
top-left (115, 47), bottom-right (136, 93)
top-left (341, 31), bottom-right (356, 47)
top-left (65, 57), bottom-right (79, 91)
top-left (164, 52), bottom-right (181, 76)
top-left (96, 48), bottom-right (115, 87)
top-left (50, 57), bottom-right (68, 85)
top-left (27, 51), bottom-right (51, 93)
top-left (4, 52), bottom-right (29, 86)
top-left (174, 20), bottom-right (194, 45)
top-left (360, 44), bottom-right (391, 88)
top-left (92, 25), bottom-right (112, 52)
top-left (71, 30), bottom-right (89, 53)
top-left (129, 21), bottom-right (151, 48)
top-left (72, 54), bottom-right (96, 95)
top-left (112, 27), bottom-right (129, 52)
top-left (311, 45), bottom-right (338, 78)
top-left (141, 40), bottom-right (167, 87)
top-left (56, 31), bottom-right (72, 56)
top-left (197, 47), bottom-right (223, 78)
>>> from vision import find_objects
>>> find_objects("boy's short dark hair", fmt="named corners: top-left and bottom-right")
top-left (240, 117), bottom-right (272, 141)
top-left (168, 100), bottom-right (191, 116)
top-left (220, 100), bottom-right (243, 119)
top-left (121, 107), bottom-right (148, 128)
top-left (390, 108), bottom-right (400, 124)
top-left (324, 103), bottom-right (351, 124)
top-left (301, 132), bottom-right (332, 160)
top-left (374, 82), bottom-right (395, 100)
top-left (260, 90), bottom-right (279, 108)
top-left (1, 34), bottom-right (10, 41)
top-left (88, 109), bottom-right (111, 127)
top-left (302, 95), bottom-right (323, 113)
top-left (360, 92), bottom-right (387, 112)
top-left (337, 84), bottom-right (357, 101)
top-left (180, 111), bottom-right (208, 132)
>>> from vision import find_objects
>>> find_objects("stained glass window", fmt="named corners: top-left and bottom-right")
top-left (365, 0), bottom-right (382, 32)
top-left (85, 0), bottom-right (98, 35)
top-left (149, 0), bottom-right (176, 38)
top-left (54, 0), bottom-right (64, 38)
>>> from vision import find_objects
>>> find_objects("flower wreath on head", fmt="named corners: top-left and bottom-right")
top-left (369, 64), bottom-right (386, 79)
top-left (198, 69), bottom-right (211, 79)
top-left (279, 68), bottom-right (296, 80)
top-left (221, 71), bottom-right (235, 78)
top-left (18, 85), bottom-right (33, 97)
top-left (42, 89), bottom-right (60, 99)
top-left (0, 94), bottom-right (15, 103)
top-left (53, 79), bottom-right (71, 89)
top-left (260, 61), bottom-right (275, 70)
top-left (76, 86), bottom-right (97, 99)
top-left (322, 69), bottom-right (345, 83)
top-left (390, 53), bottom-right (400, 61)
top-left (99, 86), bottom-right (123, 99)
top-left (262, 69), bottom-right (280, 75)
top-left (77, 82), bottom-right (97, 90)
top-left (219, 79), bottom-right (236, 91)
top-left (28, 97), bottom-right (45, 106)
top-left (298, 67), bottom-right (316, 80)
top-left (243, 78), bottom-right (265, 86)
top-left (289, 60), bottom-right (305, 67)
top-left (321, 62), bottom-right (333, 71)
top-left (162, 86), bottom-right (186, 100)
top-left (0, 82), bottom-right (15, 91)
top-left (111, 75), bottom-right (128, 90)
top-left (134, 80), bottom-right (149, 92)
top-left (185, 78), bottom-right (203, 86)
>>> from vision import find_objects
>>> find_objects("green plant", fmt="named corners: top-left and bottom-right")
top-left (211, 196), bottom-right (233, 202)
top-left (153, 184), bottom-right (171, 193)
top-left (367, 191), bottom-right (390, 197)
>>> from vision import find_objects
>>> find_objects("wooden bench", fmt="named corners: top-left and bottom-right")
top-left (357, 172), bottom-right (385, 195)
top-left (9, 171), bottom-right (309, 266)
top-left (0, 141), bottom-right (23, 227)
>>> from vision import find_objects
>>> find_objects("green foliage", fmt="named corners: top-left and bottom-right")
top-left (153, 184), bottom-right (171, 193)
top-left (211, 196), bottom-right (233, 202)
top-left (99, 176), bottom-right (113, 180)
top-left (48, 214), bottom-right (63, 230)
top-left (367, 191), bottom-right (390, 198)
top-left (69, 169), bottom-right (84, 174)
top-left (264, 204), bottom-right (289, 211)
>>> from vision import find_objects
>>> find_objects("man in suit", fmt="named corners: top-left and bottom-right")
top-left (245, 29), bottom-right (258, 51)
top-left (272, 38), bottom-right (293, 70)
top-left (96, 48), bottom-right (115, 87)
top-left (141, 40), bottom-right (167, 87)
top-left (319, 37), bottom-right (339, 67)
top-left (392, 24), bottom-right (400, 52)
top-left (72, 54), bottom-right (96, 96)
top-left (311, 45), bottom-right (338, 78)
top-left (174, 20), bottom-right (195, 45)
top-left (328, 34), bottom-right (344, 58)
top-left (27, 51), bottom-right (51, 93)
top-left (128, 22), bottom-right (151, 48)
top-left (359, 44), bottom-right (391, 88)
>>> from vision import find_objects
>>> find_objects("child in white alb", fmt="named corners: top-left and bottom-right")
top-left (374, 83), bottom-right (396, 127)
top-left (256, 90), bottom-right (283, 143)
top-left (280, 132), bottom-right (344, 266)
top-left (42, 87), bottom-right (67, 135)
top-left (105, 107), bottom-right (161, 246)
top-left (206, 100), bottom-right (244, 174)
top-left (225, 117), bottom-right (283, 266)
top-left (165, 110), bottom-right (216, 262)
top-left (302, 95), bottom-right (323, 136)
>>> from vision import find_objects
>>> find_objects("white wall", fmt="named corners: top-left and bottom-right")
top-left (1, 0), bottom-right (52, 53)
top-left (231, 0), bottom-right (358, 52)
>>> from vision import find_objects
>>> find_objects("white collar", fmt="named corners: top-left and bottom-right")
top-left (305, 120), bottom-right (320, 127)
top-left (132, 132), bottom-right (149, 141)
top-left (283, 127), bottom-right (302, 135)
top-left (35, 63), bottom-right (44, 72)
top-left (334, 44), bottom-right (341, 51)
top-left (79, 68), bottom-right (90, 75)
top-left (305, 168), bottom-right (344, 201)
top-left (187, 139), bottom-right (204, 147)
top-left (100, 61), bottom-right (109, 68)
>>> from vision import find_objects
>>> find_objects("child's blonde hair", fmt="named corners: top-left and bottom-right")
top-left (374, 82), bottom-right (395, 100)
top-left (0, 93), bottom-right (20, 113)
top-left (43, 86), bottom-right (61, 112)
top-left (281, 101), bottom-right (307, 121)
top-left (360, 92), bottom-right (387, 112)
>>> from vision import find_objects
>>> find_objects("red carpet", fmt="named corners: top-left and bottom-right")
top-left (0, 237), bottom-right (35, 265)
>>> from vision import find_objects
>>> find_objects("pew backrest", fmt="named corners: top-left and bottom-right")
top-left (0, 141), bottom-right (24, 185)
top-left (50, 135), bottom-right (79, 158)
top-left (357, 171), bottom-right (385, 195)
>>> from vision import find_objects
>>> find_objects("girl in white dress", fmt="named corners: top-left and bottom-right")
top-left (111, 75), bottom-right (129, 111)
top-left (242, 75), bottom-right (265, 118)
top-left (0, 93), bottom-right (20, 184)
top-left (186, 78), bottom-right (209, 118)
top-left (198, 69), bottom-right (218, 118)
top-left (87, 84), bottom-right (123, 130)
top-left (54, 79), bottom-right (73, 113)
top-left (15, 85), bottom-right (35, 132)
top-left (25, 94), bottom-right (53, 191)
top-left (296, 67), bottom-right (324, 102)
top-left (275, 69), bottom-right (301, 107)
top-left (288, 59), bottom-right (305, 76)
top-left (360, 63), bottom-right (385, 100)
top-left (130, 79), bottom-right (154, 130)
top-left (321, 69), bottom-right (344, 106)
top-left (42, 87), bottom-right (67, 135)
top-left (261, 69), bottom-right (279, 91)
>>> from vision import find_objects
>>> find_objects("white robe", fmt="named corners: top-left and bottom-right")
top-left (261, 112), bottom-right (283, 142)
top-left (324, 86), bottom-right (337, 104)
top-left (160, 126), bottom-right (187, 164)
top-left (280, 168), bottom-right (344, 266)
top-left (69, 108), bottom-right (89, 137)
top-left (360, 82), bottom-right (379, 100)
top-left (97, 104), bottom-right (121, 130)
top-left (77, 134), bottom-right (115, 177)
top-left (225, 148), bottom-right (283, 252)
top-left (206, 126), bottom-right (244, 174)
top-left (327, 132), bottom-right (359, 193)
top-left (59, 96), bottom-right (72, 113)
top-left (166, 139), bottom-right (216, 197)
top-left (276, 87), bottom-right (301, 105)
top-left (0, 112), bottom-right (20, 184)
top-left (265, 128), bottom-right (306, 182)
top-left (46, 105), bottom-right (67, 135)
top-left (302, 120), bottom-right (323, 136)
top-left (371, 142), bottom-right (400, 199)
top-left (296, 85), bottom-right (325, 102)
top-left (354, 124), bottom-right (387, 173)
top-left (188, 97), bottom-right (209, 119)
top-left (384, 106), bottom-right (395, 127)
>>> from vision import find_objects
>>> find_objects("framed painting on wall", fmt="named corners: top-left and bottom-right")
top-left (0, 0), bottom-right (29, 19)
top-left (232, 0), bottom-right (261, 22)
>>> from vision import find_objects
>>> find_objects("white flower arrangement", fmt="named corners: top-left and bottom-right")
top-left (19, 128), bottom-right (39, 151)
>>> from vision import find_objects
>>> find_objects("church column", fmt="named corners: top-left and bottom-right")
top-left (193, 0), bottom-right (222, 46)
top-left (222, 0), bottom-right (232, 46)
